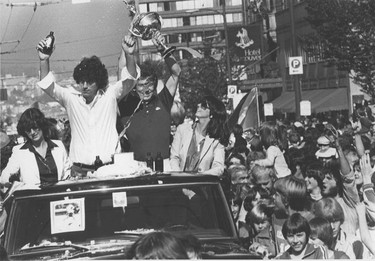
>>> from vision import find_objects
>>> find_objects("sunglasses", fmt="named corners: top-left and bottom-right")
top-left (25, 127), bottom-right (41, 134)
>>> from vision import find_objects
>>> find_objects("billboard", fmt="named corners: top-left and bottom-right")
top-left (227, 24), bottom-right (262, 62)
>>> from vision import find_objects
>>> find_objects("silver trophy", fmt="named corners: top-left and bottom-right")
top-left (123, 0), bottom-right (176, 58)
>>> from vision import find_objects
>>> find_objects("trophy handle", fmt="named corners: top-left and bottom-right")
top-left (159, 44), bottom-right (176, 59)
top-left (129, 28), bottom-right (143, 38)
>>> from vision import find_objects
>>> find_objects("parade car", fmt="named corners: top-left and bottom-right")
top-left (2, 173), bottom-right (260, 260)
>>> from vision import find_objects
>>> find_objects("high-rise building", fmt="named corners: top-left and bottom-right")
top-left (135, 0), bottom-right (245, 62)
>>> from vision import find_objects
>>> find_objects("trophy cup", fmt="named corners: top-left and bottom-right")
top-left (123, 0), bottom-right (176, 58)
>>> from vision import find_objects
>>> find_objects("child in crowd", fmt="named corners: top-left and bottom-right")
top-left (276, 213), bottom-right (325, 259)
top-left (313, 197), bottom-right (360, 259)
top-left (253, 121), bottom-right (291, 178)
top-left (309, 217), bottom-right (349, 259)
top-left (246, 201), bottom-right (277, 259)
top-left (304, 162), bottom-right (324, 202)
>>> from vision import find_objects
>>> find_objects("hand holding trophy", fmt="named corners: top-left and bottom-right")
top-left (123, 0), bottom-right (176, 58)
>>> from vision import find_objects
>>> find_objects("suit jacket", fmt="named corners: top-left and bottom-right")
top-left (170, 122), bottom-right (225, 176)
top-left (0, 139), bottom-right (71, 185)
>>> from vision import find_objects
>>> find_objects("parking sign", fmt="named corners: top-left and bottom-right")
top-left (289, 56), bottom-right (303, 75)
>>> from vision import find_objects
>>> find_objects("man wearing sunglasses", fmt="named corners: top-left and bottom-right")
top-left (117, 31), bottom-right (181, 168)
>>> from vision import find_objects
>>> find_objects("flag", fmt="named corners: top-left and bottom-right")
top-left (227, 87), bottom-right (259, 131)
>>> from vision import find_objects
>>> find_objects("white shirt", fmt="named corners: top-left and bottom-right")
top-left (37, 68), bottom-right (137, 164)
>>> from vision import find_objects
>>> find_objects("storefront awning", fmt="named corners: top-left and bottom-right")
top-left (272, 88), bottom-right (348, 113)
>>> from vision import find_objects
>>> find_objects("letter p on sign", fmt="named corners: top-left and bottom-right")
top-left (289, 56), bottom-right (303, 75)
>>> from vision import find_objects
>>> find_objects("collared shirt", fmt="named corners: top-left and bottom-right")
top-left (21, 139), bottom-right (58, 184)
top-left (37, 68), bottom-right (137, 164)
top-left (276, 243), bottom-right (325, 259)
top-left (118, 87), bottom-right (173, 161)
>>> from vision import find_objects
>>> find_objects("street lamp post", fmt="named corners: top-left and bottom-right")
top-left (221, 1), bottom-right (232, 84)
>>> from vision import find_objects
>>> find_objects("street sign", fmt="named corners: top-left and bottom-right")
top-left (289, 56), bottom-right (303, 75)
top-left (227, 85), bottom-right (237, 99)
top-left (264, 103), bottom-right (273, 116)
top-left (300, 100), bottom-right (311, 116)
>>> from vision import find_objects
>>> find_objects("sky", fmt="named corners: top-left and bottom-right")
top-left (0, 0), bottom-right (132, 78)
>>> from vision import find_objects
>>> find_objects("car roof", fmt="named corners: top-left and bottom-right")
top-left (10, 172), bottom-right (221, 198)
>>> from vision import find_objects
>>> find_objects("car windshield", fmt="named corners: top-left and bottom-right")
top-left (7, 183), bottom-right (235, 255)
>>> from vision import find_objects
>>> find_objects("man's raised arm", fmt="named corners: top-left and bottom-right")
top-left (37, 38), bottom-right (55, 97)
top-left (118, 34), bottom-right (139, 99)
top-left (152, 31), bottom-right (181, 98)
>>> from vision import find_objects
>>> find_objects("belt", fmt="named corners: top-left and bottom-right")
top-left (73, 162), bottom-right (111, 171)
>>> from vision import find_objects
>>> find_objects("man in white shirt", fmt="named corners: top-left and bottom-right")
top-left (36, 34), bottom-right (139, 176)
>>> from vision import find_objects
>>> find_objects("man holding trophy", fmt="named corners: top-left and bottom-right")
top-left (118, 2), bottom-right (181, 168)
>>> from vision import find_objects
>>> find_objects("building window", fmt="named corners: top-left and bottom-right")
top-left (230, 0), bottom-right (242, 6)
top-left (191, 32), bottom-right (203, 42)
top-left (169, 2), bottom-right (176, 11)
top-left (157, 3), bottom-right (164, 12)
top-left (190, 16), bottom-right (196, 26)
top-left (232, 13), bottom-right (243, 23)
top-left (183, 16), bottom-right (190, 26)
top-left (164, 2), bottom-right (170, 11)
top-left (163, 18), bottom-right (183, 28)
top-left (139, 3), bottom-right (147, 13)
top-left (149, 3), bottom-right (157, 11)
top-left (182, 0), bottom-right (195, 9)
top-left (214, 14), bottom-right (223, 24)
top-left (168, 34), bottom-right (180, 44)
top-left (141, 40), bottom-right (154, 47)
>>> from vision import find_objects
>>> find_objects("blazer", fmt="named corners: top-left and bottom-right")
top-left (0, 139), bottom-right (71, 185)
top-left (170, 122), bottom-right (225, 176)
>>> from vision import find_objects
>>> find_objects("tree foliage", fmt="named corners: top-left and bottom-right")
top-left (304, 0), bottom-right (375, 96)
top-left (178, 56), bottom-right (227, 109)
top-left (138, 54), bottom-right (227, 110)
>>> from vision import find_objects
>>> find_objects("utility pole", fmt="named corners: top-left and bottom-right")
top-left (222, 1), bottom-right (232, 84)
top-left (290, 0), bottom-right (301, 120)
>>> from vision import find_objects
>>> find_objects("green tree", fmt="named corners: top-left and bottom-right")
top-left (178, 56), bottom-right (227, 109)
top-left (139, 51), bottom-right (228, 110)
top-left (304, 0), bottom-right (375, 96)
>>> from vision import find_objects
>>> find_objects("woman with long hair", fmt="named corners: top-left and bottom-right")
top-left (0, 108), bottom-right (71, 185)
top-left (170, 95), bottom-right (229, 175)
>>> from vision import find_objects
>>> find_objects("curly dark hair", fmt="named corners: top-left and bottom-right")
top-left (139, 60), bottom-right (159, 89)
top-left (17, 108), bottom-right (50, 140)
top-left (73, 56), bottom-right (108, 90)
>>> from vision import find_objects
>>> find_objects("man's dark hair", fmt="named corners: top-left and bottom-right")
top-left (139, 60), bottom-right (159, 89)
top-left (73, 56), bottom-right (108, 90)
top-left (282, 213), bottom-right (311, 239)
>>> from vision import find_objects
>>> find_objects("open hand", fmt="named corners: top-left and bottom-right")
top-left (360, 153), bottom-right (373, 183)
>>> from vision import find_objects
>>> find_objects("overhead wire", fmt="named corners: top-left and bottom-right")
top-left (9, 3), bottom-right (38, 53)
top-left (1, 33), bottom-right (120, 55)
top-left (1, 2), bottom-right (13, 43)
top-left (1, 52), bottom-right (121, 64)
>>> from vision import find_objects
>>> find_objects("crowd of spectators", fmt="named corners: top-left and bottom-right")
top-left (223, 104), bottom-right (375, 259)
